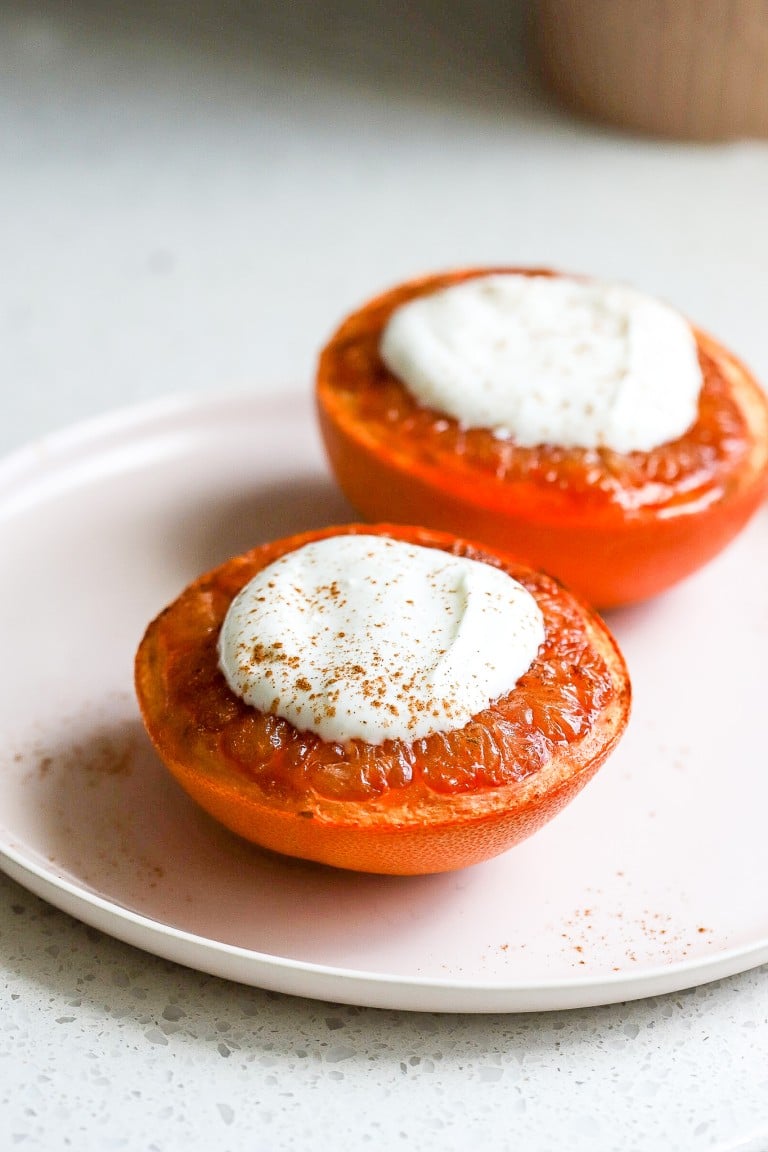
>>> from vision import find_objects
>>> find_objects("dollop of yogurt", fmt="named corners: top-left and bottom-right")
top-left (217, 535), bottom-right (544, 745)
top-left (380, 273), bottom-right (703, 453)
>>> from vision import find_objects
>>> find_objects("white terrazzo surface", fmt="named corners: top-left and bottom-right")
top-left (2, 877), bottom-right (768, 1152)
top-left (2, 2), bottom-right (768, 1148)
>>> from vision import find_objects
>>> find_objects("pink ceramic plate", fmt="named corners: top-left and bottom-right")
top-left (0, 392), bottom-right (766, 1012)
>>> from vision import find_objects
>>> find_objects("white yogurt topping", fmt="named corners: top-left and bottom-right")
top-left (217, 535), bottom-right (544, 745)
top-left (380, 273), bottom-right (703, 453)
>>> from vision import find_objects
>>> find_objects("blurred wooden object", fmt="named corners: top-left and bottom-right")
top-left (536, 0), bottom-right (768, 139)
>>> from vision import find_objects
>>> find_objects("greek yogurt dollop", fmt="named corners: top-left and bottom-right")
top-left (217, 535), bottom-right (544, 744)
top-left (379, 273), bottom-right (703, 453)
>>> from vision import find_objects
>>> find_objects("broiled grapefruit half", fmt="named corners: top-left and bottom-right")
top-left (135, 523), bottom-right (631, 875)
top-left (316, 269), bottom-right (768, 608)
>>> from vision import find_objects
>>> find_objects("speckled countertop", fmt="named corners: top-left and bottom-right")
top-left (2, 3), bottom-right (768, 1149)
top-left (3, 879), bottom-right (768, 1151)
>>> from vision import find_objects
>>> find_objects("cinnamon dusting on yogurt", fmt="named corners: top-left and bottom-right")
top-left (217, 534), bottom-right (544, 744)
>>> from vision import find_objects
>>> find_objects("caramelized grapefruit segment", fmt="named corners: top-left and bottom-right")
top-left (135, 524), bottom-right (630, 875)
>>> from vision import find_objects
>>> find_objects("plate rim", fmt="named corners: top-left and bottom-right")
top-left (4, 832), bottom-right (768, 1014)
